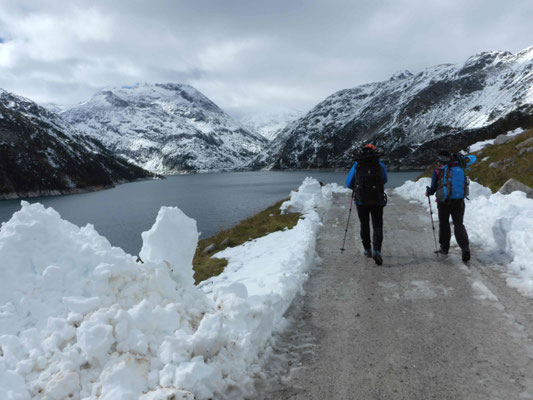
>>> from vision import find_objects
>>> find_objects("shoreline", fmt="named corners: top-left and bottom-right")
top-left (0, 176), bottom-right (158, 201)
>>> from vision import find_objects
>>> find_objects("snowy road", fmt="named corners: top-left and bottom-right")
top-left (265, 191), bottom-right (533, 399)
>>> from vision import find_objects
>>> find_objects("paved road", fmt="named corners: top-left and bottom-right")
top-left (264, 191), bottom-right (533, 400)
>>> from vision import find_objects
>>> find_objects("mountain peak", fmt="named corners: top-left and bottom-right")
top-left (259, 47), bottom-right (533, 171)
top-left (390, 70), bottom-right (413, 81)
top-left (63, 83), bottom-right (266, 173)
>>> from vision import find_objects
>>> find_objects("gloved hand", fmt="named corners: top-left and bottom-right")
top-left (425, 186), bottom-right (430, 197)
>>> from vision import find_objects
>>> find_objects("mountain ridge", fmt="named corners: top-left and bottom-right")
top-left (63, 83), bottom-right (268, 174)
top-left (0, 88), bottom-right (152, 199)
top-left (256, 46), bottom-right (533, 170)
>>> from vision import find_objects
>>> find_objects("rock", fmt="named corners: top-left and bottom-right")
top-left (493, 134), bottom-right (515, 145)
top-left (519, 147), bottom-right (533, 155)
top-left (219, 237), bottom-right (229, 247)
top-left (516, 137), bottom-right (533, 149)
top-left (489, 161), bottom-right (503, 169)
top-left (202, 243), bottom-right (216, 255)
top-left (498, 178), bottom-right (533, 199)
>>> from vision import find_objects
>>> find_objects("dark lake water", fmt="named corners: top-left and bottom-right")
top-left (0, 171), bottom-right (419, 255)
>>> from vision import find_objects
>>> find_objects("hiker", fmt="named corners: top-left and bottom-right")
top-left (425, 150), bottom-right (474, 262)
top-left (345, 144), bottom-right (388, 265)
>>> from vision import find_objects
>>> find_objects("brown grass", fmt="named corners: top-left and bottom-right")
top-left (192, 199), bottom-right (301, 284)
top-left (467, 128), bottom-right (533, 192)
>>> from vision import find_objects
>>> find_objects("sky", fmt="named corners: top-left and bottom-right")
top-left (0, 0), bottom-right (532, 118)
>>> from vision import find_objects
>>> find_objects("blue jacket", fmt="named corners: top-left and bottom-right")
top-left (426, 167), bottom-right (441, 197)
top-left (345, 160), bottom-right (388, 205)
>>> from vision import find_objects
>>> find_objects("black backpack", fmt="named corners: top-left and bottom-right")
top-left (354, 157), bottom-right (385, 206)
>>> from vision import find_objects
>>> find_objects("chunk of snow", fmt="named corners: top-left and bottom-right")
top-left (507, 128), bottom-right (524, 136)
top-left (469, 138), bottom-right (495, 152)
top-left (140, 206), bottom-right (198, 287)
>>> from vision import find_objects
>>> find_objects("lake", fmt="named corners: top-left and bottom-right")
top-left (0, 170), bottom-right (419, 255)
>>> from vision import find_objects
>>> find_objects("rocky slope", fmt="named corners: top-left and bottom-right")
top-left (259, 47), bottom-right (533, 170)
top-left (0, 89), bottom-right (151, 199)
top-left (63, 83), bottom-right (268, 173)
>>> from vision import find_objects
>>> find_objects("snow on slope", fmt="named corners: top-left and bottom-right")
top-left (395, 179), bottom-right (533, 297)
top-left (1, 89), bottom-right (80, 141)
top-left (0, 178), bottom-right (347, 399)
top-left (0, 89), bottom-right (150, 199)
top-left (263, 46), bottom-right (533, 170)
top-left (239, 110), bottom-right (304, 141)
top-left (63, 83), bottom-right (268, 174)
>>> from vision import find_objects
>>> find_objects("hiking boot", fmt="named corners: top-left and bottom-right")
top-left (462, 249), bottom-right (471, 262)
top-left (439, 245), bottom-right (449, 255)
top-left (363, 249), bottom-right (372, 258)
top-left (372, 249), bottom-right (383, 266)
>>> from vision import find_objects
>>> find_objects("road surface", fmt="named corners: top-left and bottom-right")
top-left (263, 191), bottom-right (533, 400)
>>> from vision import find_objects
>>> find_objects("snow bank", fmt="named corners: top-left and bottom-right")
top-left (0, 178), bottom-right (337, 399)
top-left (395, 179), bottom-right (533, 297)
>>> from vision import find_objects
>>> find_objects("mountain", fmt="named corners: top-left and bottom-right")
top-left (63, 83), bottom-right (268, 173)
top-left (239, 110), bottom-right (304, 141)
top-left (0, 89), bottom-right (151, 199)
top-left (260, 47), bottom-right (533, 170)
top-left (41, 102), bottom-right (65, 114)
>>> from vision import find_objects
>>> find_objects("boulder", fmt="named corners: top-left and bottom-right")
top-left (516, 136), bottom-right (533, 149)
top-left (498, 178), bottom-right (533, 199)
top-left (219, 237), bottom-right (230, 247)
top-left (493, 134), bottom-right (515, 145)
top-left (202, 243), bottom-right (216, 255)
top-left (519, 147), bottom-right (533, 155)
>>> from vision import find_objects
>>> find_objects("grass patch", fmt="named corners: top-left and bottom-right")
top-left (468, 128), bottom-right (533, 192)
top-left (193, 199), bottom-right (301, 284)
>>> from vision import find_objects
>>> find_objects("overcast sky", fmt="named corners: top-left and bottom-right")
top-left (0, 0), bottom-right (532, 117)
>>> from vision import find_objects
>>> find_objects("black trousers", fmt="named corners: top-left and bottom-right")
top-left (356, 205), bottom-right (384, 251)
top-left (437, 199), bottom-right (470, 251)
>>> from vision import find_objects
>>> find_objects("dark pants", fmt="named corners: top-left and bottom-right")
top-left (356, 205), bottom-right (384, 251)
top-left (437, 199), bottom-right (470, 251)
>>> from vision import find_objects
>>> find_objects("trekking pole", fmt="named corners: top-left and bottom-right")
top-left (426, 186), bottom-right (439, 256)
top-left (340, 192), bottom-right (354, 253)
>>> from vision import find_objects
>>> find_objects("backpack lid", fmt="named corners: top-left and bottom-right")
top-left (465, 155), bottom-right (477, 165)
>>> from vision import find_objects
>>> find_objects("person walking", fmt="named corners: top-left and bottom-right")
top-left (425, 150), bottom-right (472, 262)
top-left (345, 144), bottom-right (388, 265)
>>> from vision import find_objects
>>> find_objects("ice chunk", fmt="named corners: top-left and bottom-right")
top-left (140, 206), bottom-right (198, 286)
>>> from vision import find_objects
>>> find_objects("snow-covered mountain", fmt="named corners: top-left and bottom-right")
top-left (41, 102), bottom-right (65, 114)
top-left (239, 110), bottom-right (304, 141)
top-left (0, 89), bottom-right (150, 199)
top-left (259, 47), bottom-right (533, 170)
top-left (63, 83), bottom-right (268, 173)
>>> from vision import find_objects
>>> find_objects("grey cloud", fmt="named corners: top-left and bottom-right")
top-left (0, 0), bottom-right (532, 116)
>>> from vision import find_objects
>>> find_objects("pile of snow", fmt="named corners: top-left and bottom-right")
top-left (395, 179), bottom-right (533, 297)
top-left (0, 178), bottom-right (341, 399)
top-left (469, 138), bottom-right (495, 152)
top-left (280, 178), bottom-right (350, 214)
